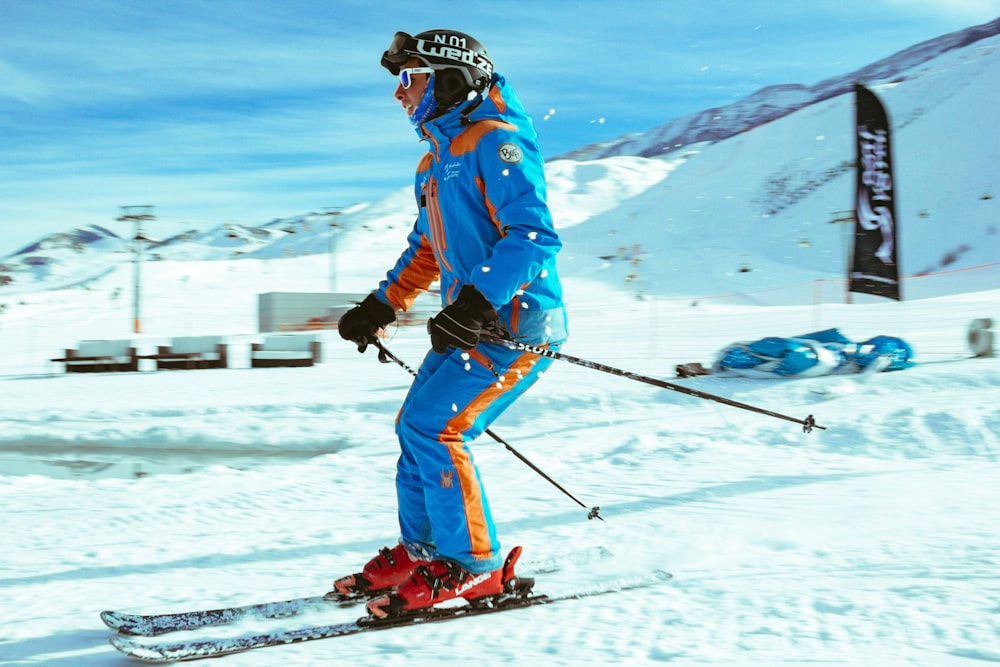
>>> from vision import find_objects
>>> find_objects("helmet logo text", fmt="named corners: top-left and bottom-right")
top-left (415, 38), bottom-right (494, 78)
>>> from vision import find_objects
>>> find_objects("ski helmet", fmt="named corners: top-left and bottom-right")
top-left (381, 29), bottom-right (494, 109)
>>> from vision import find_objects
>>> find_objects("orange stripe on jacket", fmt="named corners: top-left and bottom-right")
top-left (423, 176), bottom-right (454, 275)
top-left (475, 176), bottom-right (505, 237)
top-left (438, 350), bottom-right (538, 559)
top-left (488, 84), bottom-right (507, 114)
top-left (416, 152), bottom-right (434, 173)
top-left (450, 120), bottom-right (516, 156)
top-left (384, 233), bottom-right (440, 312)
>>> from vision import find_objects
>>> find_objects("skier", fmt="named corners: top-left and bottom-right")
top-left (336, 28), bottom-right (568, 618)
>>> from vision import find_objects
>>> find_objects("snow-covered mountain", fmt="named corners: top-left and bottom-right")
top-left (1, 18), bottom-right (997, 300)
top-left (0, 225), bottom-right (127, 288)
top-left (556, 17), bottom-right (1000, 161)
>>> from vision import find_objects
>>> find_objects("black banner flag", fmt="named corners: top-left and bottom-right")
top-left (849, 84), bottom-right (901, 301)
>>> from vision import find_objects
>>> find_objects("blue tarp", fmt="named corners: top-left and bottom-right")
top-left (712, 328), bottom-right (916, 378)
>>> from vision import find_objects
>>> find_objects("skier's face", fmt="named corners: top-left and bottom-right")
top-left (394, 57), bottom-right (431, 118)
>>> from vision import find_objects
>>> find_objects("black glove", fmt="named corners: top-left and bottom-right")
top-left (338, 293), bottom-right (396, 352)
top-left (427, 285), bottom-right (507, 353)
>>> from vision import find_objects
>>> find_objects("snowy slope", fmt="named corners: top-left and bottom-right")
top-left (554, 33), bottom-right (1000, 302)
top-left (1, 279), bottom-right (997, 666)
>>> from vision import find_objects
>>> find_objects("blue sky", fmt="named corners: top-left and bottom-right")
top-left (1, 0), bottom-right (997, 252)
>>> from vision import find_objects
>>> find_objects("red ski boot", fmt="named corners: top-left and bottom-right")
top-left (333, 544), bottom-right (430, 596)
top-left (367, 546), bottom-right (524, 618)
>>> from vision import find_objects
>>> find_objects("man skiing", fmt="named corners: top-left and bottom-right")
top-left (336, 28), bottom-right (568, 618)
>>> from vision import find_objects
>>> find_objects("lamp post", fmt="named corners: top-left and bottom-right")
top-left (323, 208), bottom-right (343, 293)
top-left (117, 205), bottom-right (155, 333)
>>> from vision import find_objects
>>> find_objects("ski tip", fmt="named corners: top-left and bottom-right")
top-left (109, 635), bottom-right (170, 663)
top-left (101, 610), bottom-right (150, 636)
top-left (100, 610), bottom-right (130, 630)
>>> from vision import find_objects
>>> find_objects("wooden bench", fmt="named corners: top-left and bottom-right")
top-left (51, 340), bottom-right (139, 373)
top-left (251, 334), bottom-right (321, 368)
top-left (147, 336), bottom-right (228, 370)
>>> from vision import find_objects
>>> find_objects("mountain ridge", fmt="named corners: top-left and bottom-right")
top-left (554, 17), bottom-right (1000, 161)
top-left (1, 18), bottom-right (997, 300)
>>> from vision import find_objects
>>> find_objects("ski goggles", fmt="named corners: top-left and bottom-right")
top-left (382, 31), bottom-right (417, 74)
top-left (398, 67), bottom-right (435, 89)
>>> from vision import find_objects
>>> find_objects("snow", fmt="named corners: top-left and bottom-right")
top-left (1, 29), bottom-right (999, 667)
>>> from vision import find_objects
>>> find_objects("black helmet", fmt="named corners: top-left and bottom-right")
top-left (381, 29), bottom-right (494, 108)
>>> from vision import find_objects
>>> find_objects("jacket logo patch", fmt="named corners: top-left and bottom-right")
top-left (440, 470), bottom-right (454, 488)
top-left (444, 161), bottom-right (461, 181)
top-left (498, 142), bottom-right (523, 164)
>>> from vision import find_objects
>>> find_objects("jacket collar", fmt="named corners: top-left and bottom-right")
top-left (418, 73), bottom-right (510, 144)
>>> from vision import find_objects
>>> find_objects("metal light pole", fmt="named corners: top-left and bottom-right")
top-left (323, 207), bottom-right (343, 293)
top-left (117, 205), bottom-right (156, 333)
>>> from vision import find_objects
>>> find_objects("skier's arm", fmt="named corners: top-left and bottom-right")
top-left (467, 130), bottom-right (560, 307)
top-left (375, 222), bottom-right (441, 312)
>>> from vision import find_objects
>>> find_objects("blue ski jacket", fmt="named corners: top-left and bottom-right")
top-left (375, 74), bottom-right (567, 346)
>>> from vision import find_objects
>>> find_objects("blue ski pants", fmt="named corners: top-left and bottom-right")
top-left (394, 341), bottom-right (556, 573)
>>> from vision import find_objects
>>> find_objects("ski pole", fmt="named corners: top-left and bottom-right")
top-left (368, 338), bottom-right (605, 522)
top-left (482, 337), bottom-right (826, 433)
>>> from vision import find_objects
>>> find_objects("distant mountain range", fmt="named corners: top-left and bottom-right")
top-left (555, 17), bottom-right (1000, 161)
top-left (1, 17), bottom-right (997, 297)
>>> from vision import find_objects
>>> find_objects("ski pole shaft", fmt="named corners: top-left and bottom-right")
top-left (483, 337), bottom-right (825, 433)
top-left (370, 339), bottom-right (604, 521)
top-left (480, 425), bottom-right (604, 521)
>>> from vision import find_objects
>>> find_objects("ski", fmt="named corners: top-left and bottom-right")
top-left (101, 592), bottom-right (357, 638)
top-left (110, 569), bottom-right (671, 663)
top-left (102, 545), bottom-right (613, 637)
